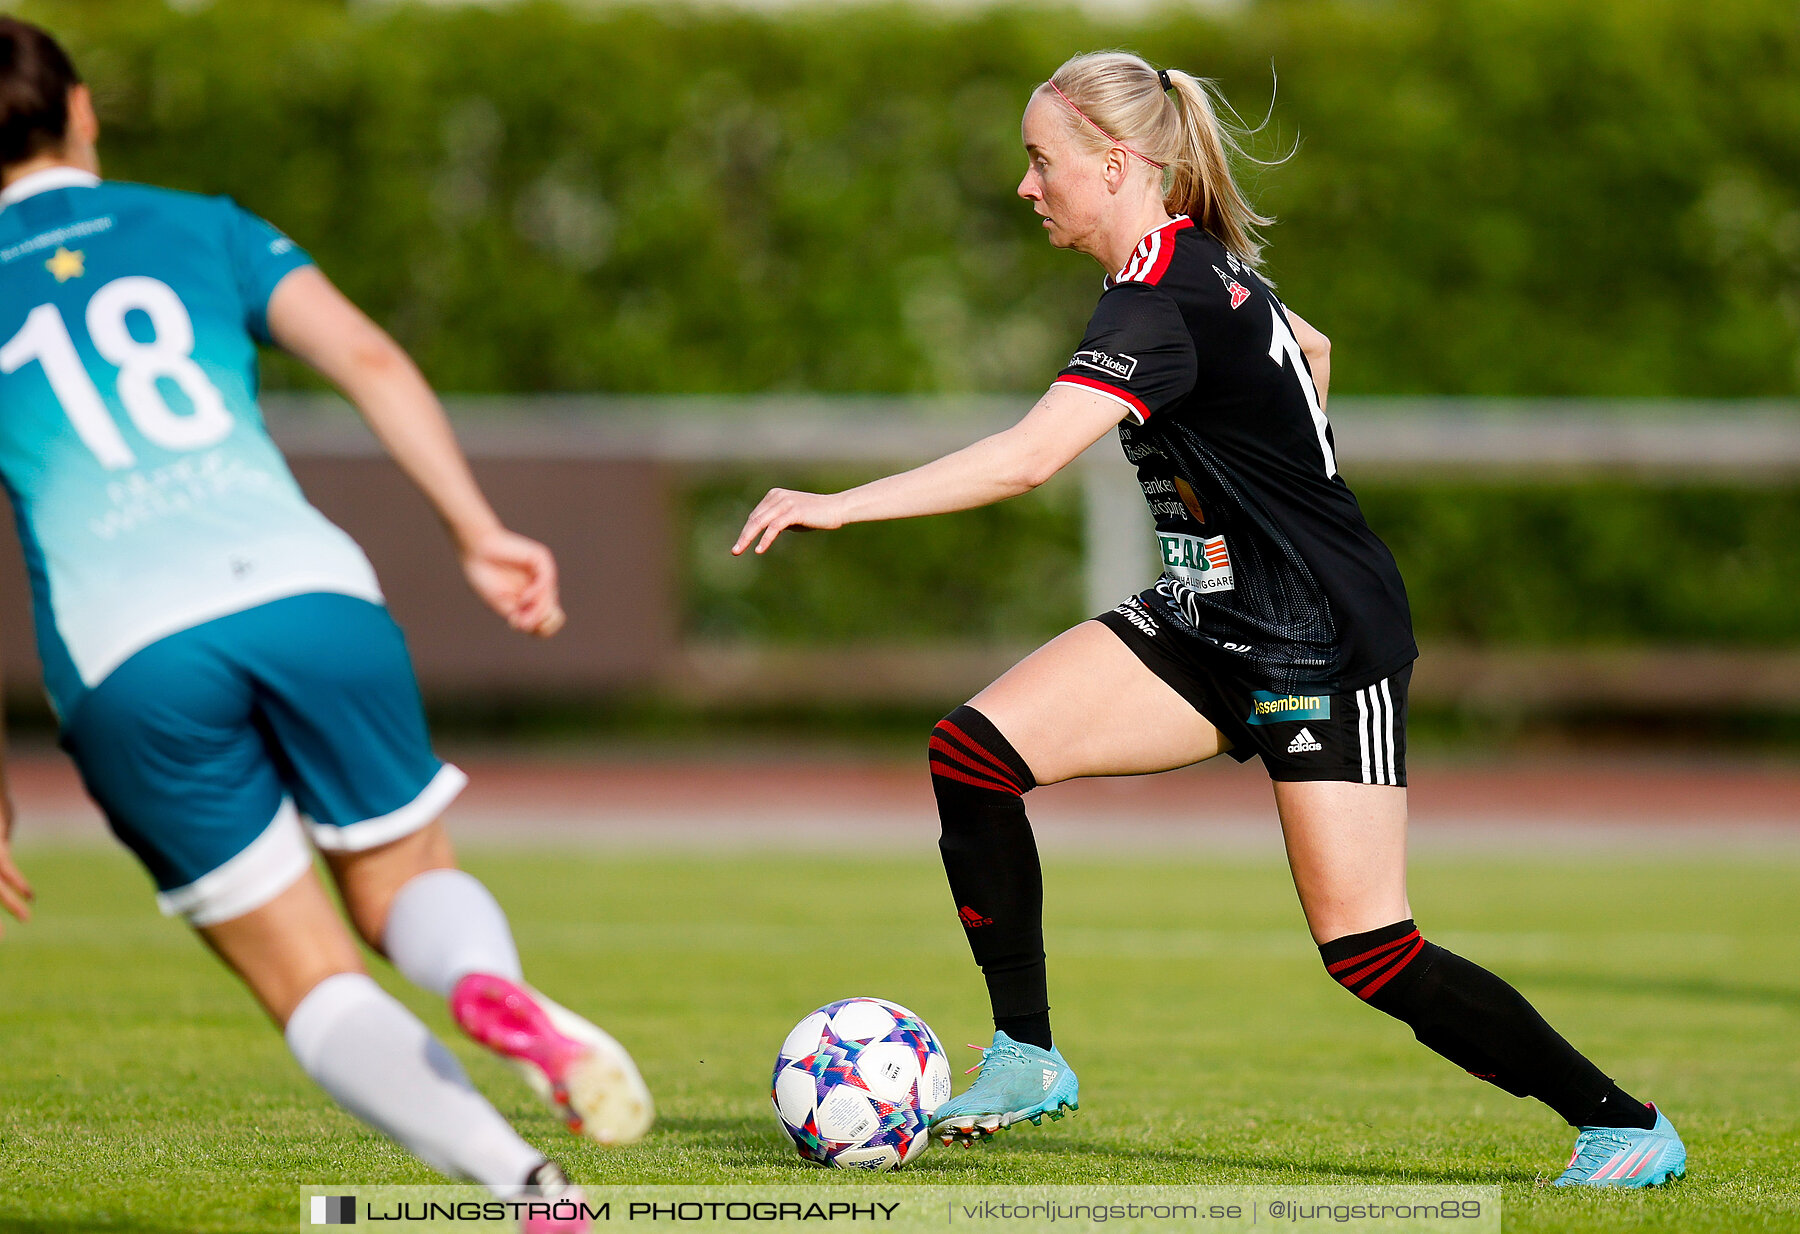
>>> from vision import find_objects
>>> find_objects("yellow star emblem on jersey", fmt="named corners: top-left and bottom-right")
top-left (44, 246), bottom-right (85, 282)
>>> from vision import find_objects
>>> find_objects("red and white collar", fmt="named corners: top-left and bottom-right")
top-left (1107, 214), bottom-right (1193, 288)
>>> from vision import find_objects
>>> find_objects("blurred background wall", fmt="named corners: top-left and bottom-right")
top-left (6, 0), bottom-right (1799, 746)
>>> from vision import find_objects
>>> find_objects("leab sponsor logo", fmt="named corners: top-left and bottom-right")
top-left (1247, 691), bottom-right (1331, 726)
top-left (1070, 349), bottom-right (1138, 381)
top-left (1157, 532), bottom-right (1234, 593)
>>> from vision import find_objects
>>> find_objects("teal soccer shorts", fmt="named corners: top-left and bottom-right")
top-left (61, 593), bottom-right (466, 925)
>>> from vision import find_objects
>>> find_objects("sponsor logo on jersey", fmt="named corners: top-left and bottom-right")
top-left (1213, 265), bottom-right (1251, 310)
top-left (1070, 349), bottom-right (1138, 381)
top-left (1286, 727), bottom-right (1324, 754)
top-left (1121, 435), bottom-right (1166, 464)
top-left (1173, 476), bottom-right (1207, 523)
top-left (0, 215), bottom-right (113, 265)
top-left (1158, 531), bottom-right (1234, 593)
top-left (1111, 596), bottom-right (1161, 637)
top-left (1247, 691), bottom-right (1331, 725)
top-left (1139, 477), bottom-right (1189, 524)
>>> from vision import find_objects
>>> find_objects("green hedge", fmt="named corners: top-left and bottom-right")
top-left (18, 1), bottom-right (1800, 652)
top-left (687, 476), bottom-right (1800, 646)
top-left (24, 0), bottom-right (1800, 397)
top-left (689, 472), bottom-right (1086, 643)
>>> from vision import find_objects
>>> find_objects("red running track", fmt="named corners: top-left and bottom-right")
top-left (10, 748), bottom-right (1800, 844)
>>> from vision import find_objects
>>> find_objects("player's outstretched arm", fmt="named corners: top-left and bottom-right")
top-left (266, 268), bottom-right (564, 638)
top-left (1284, 308), bottom-right (1330, 409)
top-left (733, 384), bottom-right (1125, 556)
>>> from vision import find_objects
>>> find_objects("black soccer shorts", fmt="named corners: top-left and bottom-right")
top-left (1096, 594), bottom-right (1410, 786)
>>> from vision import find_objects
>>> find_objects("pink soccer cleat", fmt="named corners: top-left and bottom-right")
top-left (452, 974), bottom-right (653, 1146)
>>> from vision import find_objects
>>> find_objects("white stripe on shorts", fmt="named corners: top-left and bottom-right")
top-left (307, 763), bottom-right (470, 853)
top-left (1357, 687), bottom-right (1373, 784)
top-left (1379, 676), bottom-right (1398, 783)
top-left (1356, 680), bottom-right (1399, 787)
top-left (155, 798), bottom-right (311, 926)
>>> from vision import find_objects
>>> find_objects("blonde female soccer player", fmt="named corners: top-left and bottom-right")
top-left (0, 19), bottom-right (646, 1223)
top-left (736, 51), bottom-right (1684, 1188)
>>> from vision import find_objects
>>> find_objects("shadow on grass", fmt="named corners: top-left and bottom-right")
top-left (1013, 1138), bottom-right (1537, 1185)
top-left (1515, 969), bottom-right (1800, 1012)
top-left (632, 1115), bottom-right (1541, 1186)
top-left (0, 1219), bottom-right (196, 1234)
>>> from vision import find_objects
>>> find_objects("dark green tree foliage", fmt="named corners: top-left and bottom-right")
top-left (1360, 483), bottom-right (1800, 644)
top-left (29, 0), bottom-right (1800, 396)
top-left (24, 1), bottom-right (1800, 650)
top-left (687, 476), bottom-right (1800, 647)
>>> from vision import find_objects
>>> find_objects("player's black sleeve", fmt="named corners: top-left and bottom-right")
top-left (1052, 283), bottom-right (1197, 425)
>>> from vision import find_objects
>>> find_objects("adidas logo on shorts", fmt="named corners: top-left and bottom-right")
top-left (1286, 727), bottom-right (1323, 754)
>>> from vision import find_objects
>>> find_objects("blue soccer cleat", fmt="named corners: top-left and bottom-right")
top-left (928, 1032), bottom-right (1079, 1145)
top-left (1552, 1105), bottom-right (1686, 1188)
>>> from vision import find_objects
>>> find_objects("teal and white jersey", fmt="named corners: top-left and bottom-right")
top-left (0, 168), bottom-right (380, 718)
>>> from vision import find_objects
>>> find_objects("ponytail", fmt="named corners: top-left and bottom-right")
top-left (1043, 51), bottom-right (1275, 271)
top-left (1162, 69), bottom-right (1272, 269)
top-left (0, 18), bottom-right (80, 171)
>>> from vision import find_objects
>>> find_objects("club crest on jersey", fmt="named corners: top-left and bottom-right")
top-left (1070, 349), bottom-right (1138, 381)
top-left (1213, 265), bottom-right (1250, 310)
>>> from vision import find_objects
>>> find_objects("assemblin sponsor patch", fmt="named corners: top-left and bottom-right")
top-left (1246, 691), bottom-right (1331, 725)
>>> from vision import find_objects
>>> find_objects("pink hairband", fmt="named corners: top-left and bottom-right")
top-left (1047, 79), bottom-right (1166, 170)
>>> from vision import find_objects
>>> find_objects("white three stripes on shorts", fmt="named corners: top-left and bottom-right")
top-left (1355, 677), bottom-right (1401, 786)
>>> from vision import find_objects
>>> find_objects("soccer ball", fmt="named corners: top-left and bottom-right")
top-left (771, 997), bottom-right (952, 1170)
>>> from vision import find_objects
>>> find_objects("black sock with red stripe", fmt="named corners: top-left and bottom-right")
top-left (931, 705), bottom-right (1053, 1051)
top-left (1320, 920), bottom-right (1656, 1130)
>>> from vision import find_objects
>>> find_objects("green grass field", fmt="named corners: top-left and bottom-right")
top-left (3, 842), bottom-right (1798, 1232)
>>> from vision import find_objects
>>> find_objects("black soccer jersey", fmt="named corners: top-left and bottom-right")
top-left (1055, 215), bottom-right (1416, 694)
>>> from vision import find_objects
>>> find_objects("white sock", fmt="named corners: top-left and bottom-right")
top-left (383, 869), bottom-right (523, 998)
top-left (284, 972), bottom-right (543, 1191)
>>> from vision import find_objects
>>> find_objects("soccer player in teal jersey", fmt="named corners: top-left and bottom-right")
top-left (0, 20), bottom-right (647, 1222)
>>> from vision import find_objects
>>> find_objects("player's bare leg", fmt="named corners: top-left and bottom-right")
top-left (1271, 780), bottom-right (1410, 943)
top-left (931, 620), bottom-right (1229, 1143)
top-left (1275, 781), bottom-right (1681, 1184)
top-left (325, 819), bottom-right (457, 949)
top-left (327, 822), bottom-right (653, 1147)
top-left (971, 620), bottom-right (1230, 784)
top-left (199, 865), bottom-right (367, 1025)
top-left (198, 867), bottom-right (555, 1190)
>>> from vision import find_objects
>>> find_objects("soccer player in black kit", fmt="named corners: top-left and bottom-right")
top-left (734, 51), bottom-right (1685, 1187)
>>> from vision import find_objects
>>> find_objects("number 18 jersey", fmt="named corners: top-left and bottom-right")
top-left (0, 170), bottom-right (380, 718)
top-left (1053, 216), bottom-right (1415, 695)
